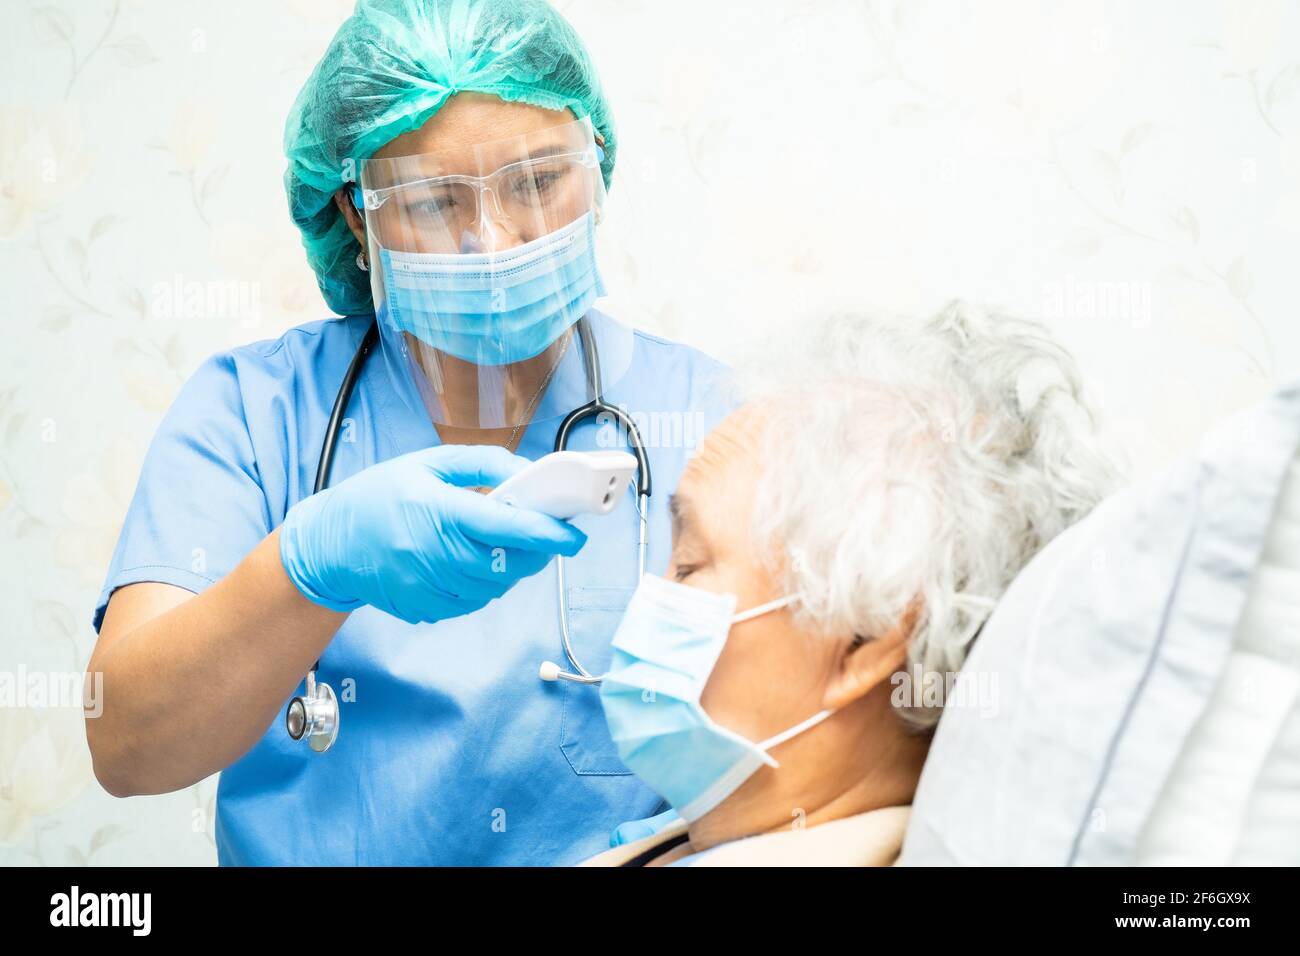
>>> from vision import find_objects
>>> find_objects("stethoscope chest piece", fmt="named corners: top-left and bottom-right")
top-left (286, 680), bottom-right (339, 753)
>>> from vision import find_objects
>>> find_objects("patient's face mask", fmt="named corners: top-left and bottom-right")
top-left (599, 573), bottom-right (835, 823)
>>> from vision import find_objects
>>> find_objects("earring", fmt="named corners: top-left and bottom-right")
top-left (356, 250), bottom-right (369, 272)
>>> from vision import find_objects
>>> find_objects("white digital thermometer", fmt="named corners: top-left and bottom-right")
top-left (488, 450), bottom-right (638, 519)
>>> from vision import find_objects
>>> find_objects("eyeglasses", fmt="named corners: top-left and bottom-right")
top-left (357, 144), bottom-right (603, 213)
top-left (356, 116), bottom-right (606, 253)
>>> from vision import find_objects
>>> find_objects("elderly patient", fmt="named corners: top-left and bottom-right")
top-left (583, 302), bottom-right (1118, 866)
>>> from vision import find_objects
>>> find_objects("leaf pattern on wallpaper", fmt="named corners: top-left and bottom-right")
top-left (2, 0), bottom-right (1299, 866)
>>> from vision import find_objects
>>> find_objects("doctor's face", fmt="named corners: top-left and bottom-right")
top-left (368, 92), bottom-right (587, 254)
top-left (337, 92), bottom-right (592, 256)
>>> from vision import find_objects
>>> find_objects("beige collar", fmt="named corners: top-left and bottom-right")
top-left (582, 806), bottom-right (911, 867)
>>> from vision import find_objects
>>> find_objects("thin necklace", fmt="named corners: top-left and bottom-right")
top-left (505, 353), bottom-right (562, 452)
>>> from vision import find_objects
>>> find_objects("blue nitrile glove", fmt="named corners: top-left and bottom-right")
top-left (610, 808), bottom-right (682, 847)
top-left (279, 445), bottom-right (587, 624)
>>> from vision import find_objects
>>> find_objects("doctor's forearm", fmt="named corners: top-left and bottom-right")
top-left (87, 530), bottom-right (348, 797)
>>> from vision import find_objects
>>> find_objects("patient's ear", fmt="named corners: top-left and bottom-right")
top-left (821, 604), bottom-right (918, 711)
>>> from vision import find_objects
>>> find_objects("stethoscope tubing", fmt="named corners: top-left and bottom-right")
top-left (550, 370), bottom-right (651, 683)
top-left (547, 315), bottom-right (652, 684)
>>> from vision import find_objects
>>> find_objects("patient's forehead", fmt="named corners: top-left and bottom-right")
top-left (674, 404), bottom-right (768, 536)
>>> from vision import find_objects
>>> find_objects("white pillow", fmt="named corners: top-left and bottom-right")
top-left (1134, 454), bottom-right (1300, 864)
top-left (900, 382), bottom-right (1300, 866)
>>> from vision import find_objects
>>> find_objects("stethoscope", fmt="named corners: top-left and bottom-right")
top-left (285, 315), bottom-right (650, 752)
top-left (540, 315), bottom-right (651, 685)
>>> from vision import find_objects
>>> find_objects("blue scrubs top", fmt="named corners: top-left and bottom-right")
top-left (94, 311), bottom-right (732, 865)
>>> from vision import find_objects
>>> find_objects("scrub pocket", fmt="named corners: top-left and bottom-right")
top-left (560, 585), bottom-right (636, 775)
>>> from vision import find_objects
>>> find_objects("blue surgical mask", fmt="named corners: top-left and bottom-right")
top-left (599, 573), bottom-right (835, 823)
top-left (377, 211), bottom-right (605, 366)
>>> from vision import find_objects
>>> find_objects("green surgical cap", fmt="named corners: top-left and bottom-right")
top-left (284, 0), bottom-right (617, 316)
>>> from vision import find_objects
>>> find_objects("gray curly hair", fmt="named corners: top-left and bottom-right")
top-left (741, 301), bottom-right (1120, 731)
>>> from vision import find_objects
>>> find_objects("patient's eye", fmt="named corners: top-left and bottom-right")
top-left (668, 527), bottom-right (710, 582)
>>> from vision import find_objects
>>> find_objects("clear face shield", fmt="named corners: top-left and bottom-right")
top-left (358, 115), bottom-right (632, 434)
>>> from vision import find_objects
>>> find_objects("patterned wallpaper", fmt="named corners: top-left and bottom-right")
top-left (1, 0), bottom-right (1298, 864)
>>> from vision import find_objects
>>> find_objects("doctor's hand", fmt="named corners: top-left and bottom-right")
top-left (279, 444), bottom-right (587, 624)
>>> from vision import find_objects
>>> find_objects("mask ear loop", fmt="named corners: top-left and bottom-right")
top-left (731, 594), bottom-right (798, 624)
top-left (758, 708), bottom-right (835, 754)
top-left (726, 592), bottom-right (834, 765)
